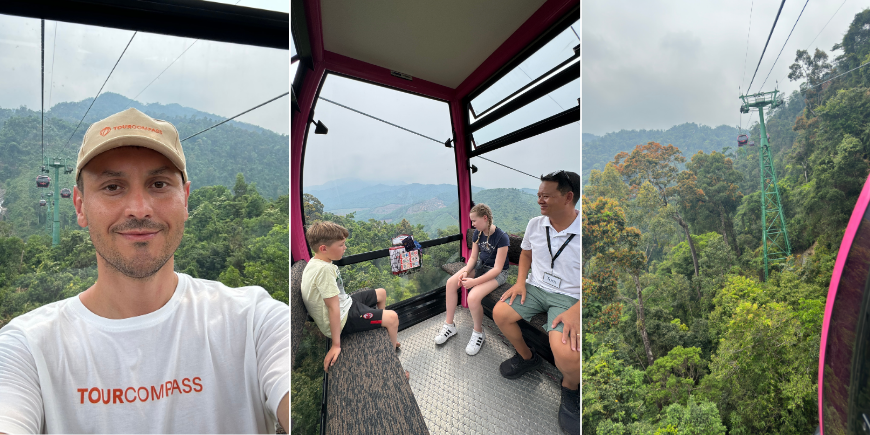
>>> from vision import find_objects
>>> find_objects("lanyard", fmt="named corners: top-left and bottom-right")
top-left (546, 227), bottom-right (576, 270)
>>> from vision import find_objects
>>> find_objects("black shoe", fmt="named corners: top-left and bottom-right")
top-left (558, 385), bottom-right (580, 435)
top-left (499, 348), bottom-right (542, 379)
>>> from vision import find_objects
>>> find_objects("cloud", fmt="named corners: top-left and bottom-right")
top-left (583, 0), bottom-right (867, 135)
top-left (0, 10), bottom-right (289, 135)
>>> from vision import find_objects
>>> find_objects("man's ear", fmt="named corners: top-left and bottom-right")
top-left (73, 186), bottom-right (88, 228)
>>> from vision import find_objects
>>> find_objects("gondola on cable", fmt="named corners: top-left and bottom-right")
top-left (60, 188), bottom-right (71, 199)
top-left (35, 174), bottom-right (50, 188)
top-left (291, 1), bottom-right (579, 433)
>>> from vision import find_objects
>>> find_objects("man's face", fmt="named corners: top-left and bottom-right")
top-left (73, 147), bottom-right (190, 279)
top-left (537, 181), bottom-right (572, 216)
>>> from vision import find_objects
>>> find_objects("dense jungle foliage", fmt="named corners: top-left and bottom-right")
top-left (582, 10), bottom-right (870, 434)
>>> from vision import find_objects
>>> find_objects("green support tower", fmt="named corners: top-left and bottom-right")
top-left (42, 156), bottom-right (74, 246)
top-left (739, 89), bottom-right (791, 280)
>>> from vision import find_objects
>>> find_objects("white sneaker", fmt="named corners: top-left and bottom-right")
top-left (466, 329), bottom-right (485, 355)
top-left (434, 323), bottom-right (458, 344)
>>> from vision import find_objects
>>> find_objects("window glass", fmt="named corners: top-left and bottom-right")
top-left (339, 241), bottom-right (462, 306)
top-left (470, 122), bottom-right (580, 237)
top-left (202, 0), bottom-right (290, 13)
top-left (287, 3), bottom-right (298, 58)
top-left (291, 58), bottom-right (299, 84)
top-left (471, 78), bottom-right (578, 146)
top-left (0, 14), bottom-right (290, 328)
top-left (302, 73), bottom-right (459, 300)
top-left (469, 19), bottom-right (579, 117)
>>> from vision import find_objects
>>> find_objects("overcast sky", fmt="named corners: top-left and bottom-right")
top-left (584, 0), bottom-right (866, 136)
top-left (0, 0), bottom-right (289, 137)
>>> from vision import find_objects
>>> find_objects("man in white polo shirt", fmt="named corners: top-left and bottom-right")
top-left (493, 170), bottom-right (580, 435)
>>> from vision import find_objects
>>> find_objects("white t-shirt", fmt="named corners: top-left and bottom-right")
top-left (521, 211), bottom-right (581, 298)
top-left (0, 273), bottom-right (289, 434)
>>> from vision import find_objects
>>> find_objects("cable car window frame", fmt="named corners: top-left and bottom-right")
top-left (463, 7), bottom-right (580, 160)
top-left (464, 6), bottom-right (579, 116)
top-left (299, 70), bottom-right (463, 265)
top-left (468, 15), bottom-right (580, 119)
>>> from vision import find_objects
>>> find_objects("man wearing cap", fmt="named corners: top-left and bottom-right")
top-left (0, 109), bottom-right (289, 434)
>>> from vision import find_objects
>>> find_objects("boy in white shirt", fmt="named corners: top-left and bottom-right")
top-left (301, 221), bottom-right (400, 372)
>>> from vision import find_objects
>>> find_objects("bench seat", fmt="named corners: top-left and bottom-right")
top-left (326, 328), bottom-right (429, 435)
top-left (291, 260), bottom-right (428, 435)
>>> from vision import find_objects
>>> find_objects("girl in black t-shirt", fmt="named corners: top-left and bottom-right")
top-left (434, 203), bottom-right (510, 355)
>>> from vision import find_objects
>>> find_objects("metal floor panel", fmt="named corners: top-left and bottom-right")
top-left (398, 308), bottom-right (565, 435)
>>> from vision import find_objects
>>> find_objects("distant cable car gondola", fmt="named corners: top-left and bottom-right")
top-left (60, 188), bottom-right (71, 198)
top-left (749, 141), bottom-right (756, 147)
top-left (39, 199), bottom-right (46, 206)
top-left (737, 134), bottom-right (748, 147)
top-left (36, 174), bottom-right (50, 188)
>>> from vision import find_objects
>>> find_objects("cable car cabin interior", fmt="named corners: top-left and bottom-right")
top-left (291, 1), bottom-right (579, 434)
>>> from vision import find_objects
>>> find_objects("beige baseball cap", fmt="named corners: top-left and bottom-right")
top-left (76, 108), bottom-right (188, 183)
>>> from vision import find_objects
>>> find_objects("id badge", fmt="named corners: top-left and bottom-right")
top-left (542, 272), bottom-right (562, 289)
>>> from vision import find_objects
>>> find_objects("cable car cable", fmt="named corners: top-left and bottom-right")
top-left (41, 19), bottom-right (45, 164)
top-left (319, 97), bottom-right (445, 144)
top-left (741, 0), bottom-right (755, 91)
top-left (759, 0), bottom-right (810, 91)
top-left (570, 25), bottom-right (580, 42)
top-left (746, 0), bottom-right (787, 93)
top-left (132, 0), bottom-right (242, 101)
top-left (133, 40), bottom-right (199, 101)
top-left (777, 0), bottom-right (848, 85)
top-left (319, 97), bottom-right (542, 181)
top-left (61, 31), bottom-right (137, 154)
top-left (474, 156), bottom-right (538, 180)
top-left (180, 92), bottom-right (289, 142)
top-left (47, 22), bottom-right (58, 117)
top-left (807, 59), bottom-right (870, 89)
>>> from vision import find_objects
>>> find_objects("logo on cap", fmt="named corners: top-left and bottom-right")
top-left (99, 127), bottom-right (112, 137)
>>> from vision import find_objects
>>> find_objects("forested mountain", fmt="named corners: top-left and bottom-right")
top-left (583, 123), bottom-right (738, 183)
top-left (0, 96), bottom-right (288, 239)
top-left (582, 10), bottom-right (870, 435)
top-left (304, 180), bottom-right (540, 236)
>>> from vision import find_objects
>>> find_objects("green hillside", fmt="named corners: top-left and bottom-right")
top-left (583, 122), bottom-right (738, 183)
top-left (325, 186), bottom-right (542, 237)
top-left (0, 100), bottom-right (288, 239)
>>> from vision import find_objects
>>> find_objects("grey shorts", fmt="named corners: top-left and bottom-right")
top-left (474, 265), bottom-right (507, 286)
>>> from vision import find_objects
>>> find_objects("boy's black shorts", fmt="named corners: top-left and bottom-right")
top-left (342, 289), bottom-right (384, 334)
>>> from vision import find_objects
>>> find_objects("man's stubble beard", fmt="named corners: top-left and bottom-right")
top-left (91, 219), bottom-right (185, 280)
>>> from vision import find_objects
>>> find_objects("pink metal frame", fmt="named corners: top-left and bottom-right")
top-left (818, 172), bottom-right (870, 434)
top-left (292, 0), bottom-right (578, 262)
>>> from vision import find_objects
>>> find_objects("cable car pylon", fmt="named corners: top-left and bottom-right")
top-left (41, 156), bottom-right (74, 246)
top-left (739, 88), bottom-right (791, 280)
